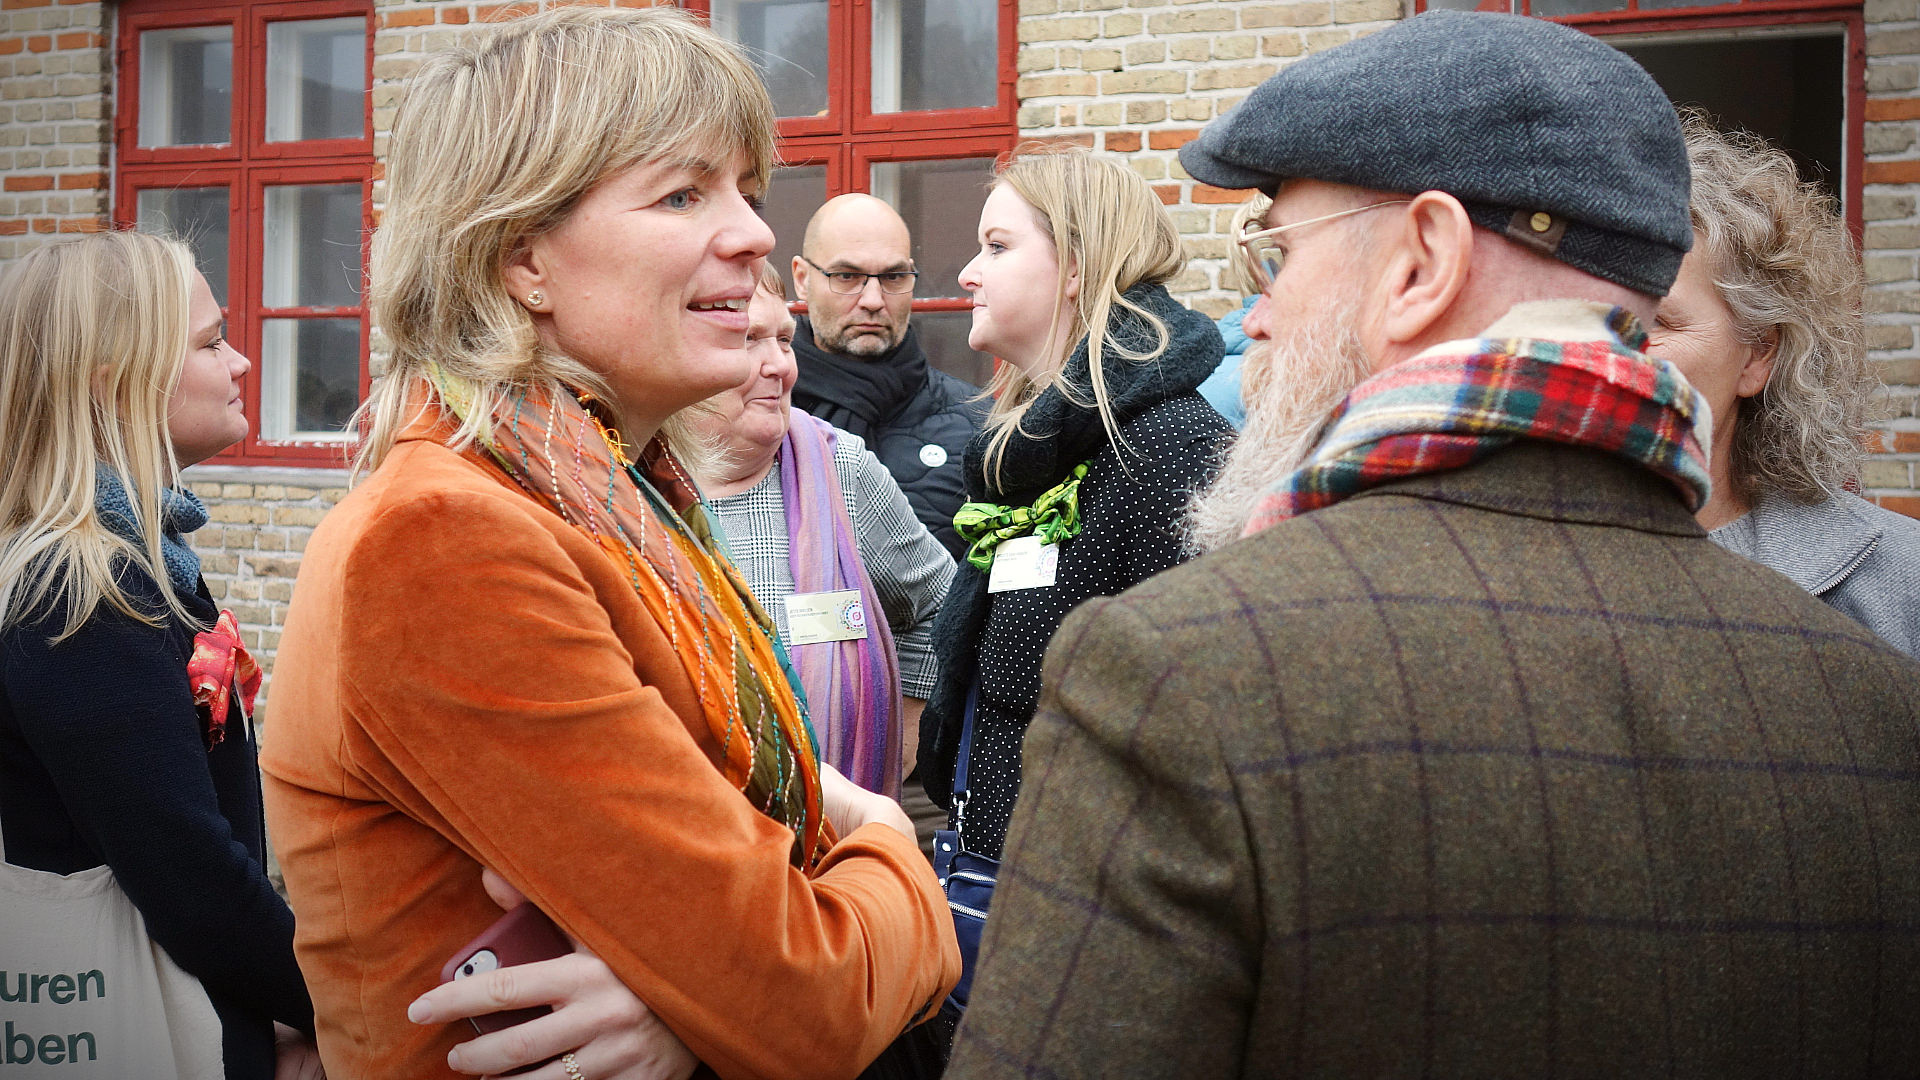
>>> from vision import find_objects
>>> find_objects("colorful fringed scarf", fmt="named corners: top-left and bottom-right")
top-left (433, 370), bottom-right (830, 871)
top-left (779, 409), bottom-right (903, 798)
top-left (1244, 302), bottom-right (1712, 535)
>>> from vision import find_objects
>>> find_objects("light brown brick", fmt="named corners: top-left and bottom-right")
top-left (1018, 15), bottom-right (1099, 42)
top-left (1017, 73), bottom-right (1098, 97)
top-left (1124, 40), bottom-right (1166, 64)
top-left (1334, 0), bottom-right (1400, 22)
top-left (1149, 9), bottom-right (1233, 33)
top-left (1082, 101), bottom-right (1124, 125)
top-left (1126, 100), bottom-right (1166, 124)
top-left (1214, 34), bottom-right (1258, 60)
top-left (1101, 69), bottom-right (1186, 95)
top-left (1102, 13), bottom-right (1143, 35)
top-left (1193, 63), bottom-right (1278, 91)
top-left (1868, 323), bottom-right (1915, 351)
top-left (1242, 3), bottom-right (1332, 28)
top-left (1080, 47), bottom-right (1122, 71)
top-left (1017, 47), bottom-right (1056, 73)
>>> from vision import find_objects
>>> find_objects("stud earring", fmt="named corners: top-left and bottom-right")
top-left (525, 290), bottom-right (545, 308)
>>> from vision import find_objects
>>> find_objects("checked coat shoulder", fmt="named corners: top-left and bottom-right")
top-left (947, 439), bottom-right (1920, 1080)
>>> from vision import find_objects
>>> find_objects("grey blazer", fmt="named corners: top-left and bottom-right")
top-left (1711, 490), bottom-right (1920, 657)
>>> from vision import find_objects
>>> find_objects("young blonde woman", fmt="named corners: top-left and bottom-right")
top-left (259, 9), bottom-right (957, 1080)
top-left (0, 231), bottom-right (319, 1079)
top-left (919, 148), bottom-right (1232, 1013)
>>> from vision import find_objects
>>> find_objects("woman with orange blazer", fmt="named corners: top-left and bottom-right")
top-left (259, 10), bottom-right (959, 1080)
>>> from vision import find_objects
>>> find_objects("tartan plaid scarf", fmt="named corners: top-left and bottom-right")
top-left (1244, 302), bottom-right (1712, 535)
top-left (431, 369), bottom-right (829, 871)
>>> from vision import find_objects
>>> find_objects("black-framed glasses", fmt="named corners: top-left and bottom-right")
top-left (1236, 200), bottom-right (1412, 292)
top-left (800, 256), bottom-right (919, 295)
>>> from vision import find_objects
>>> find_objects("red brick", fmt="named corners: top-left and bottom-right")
top-left (0, 0), bottom-right (50, 10)
top-left (370, 161), bottom-right (386, 180)
top-left (1867, 97), bottom-right (1920, 122)
top-left (439, 6), bottom-right (470, 23)
top-left (1872, 494), bottom-right (1920, 521)
top-left (0, 38), bottom-right (22, 55)
top-left (53, 31), bottom-right (102, 49)
top-left (56, 216), bottom-right (106, 233)
top-left (1193, 184), bottom-right (1256, 204)
top-left (1864, 159), bottom-right (1920, 185)
top-left (1147, 127), bottom-right (1202, 151)
top-left (378, 8), bottom-right (434, 27)
top-left (1104, 130), bottom-right (1141, 153)
top-left (4, 175), bottom-right (53, 192)
top-left (56, 171), bottom-right (105, 190)
top-left (1890, 430), bottom-right (1920, 453)
top-left (29, 218), bottom-right (54, 233)
top-left (25, 34), bottom-right (49, 52)
top-left (1152, 183), bottom-right (1180, 206)
top-left (0, 220), bottom-right (25, 235)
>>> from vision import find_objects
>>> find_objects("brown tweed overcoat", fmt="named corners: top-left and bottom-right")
top-left (947, 440), bottom-right (1920, 1080)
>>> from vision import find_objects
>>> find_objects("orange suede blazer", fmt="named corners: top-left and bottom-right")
top-left (260, 412), bottom-right (960, 1080)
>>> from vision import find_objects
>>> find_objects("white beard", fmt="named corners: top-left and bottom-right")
top-left (1186, 298), bottom-right (1374, 553)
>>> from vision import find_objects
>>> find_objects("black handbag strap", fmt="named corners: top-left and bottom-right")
top-left (951, 683), bottom-right (980, 844)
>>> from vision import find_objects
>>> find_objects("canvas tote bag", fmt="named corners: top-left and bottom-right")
top-left (0, 814), bottom-right (222, 1078)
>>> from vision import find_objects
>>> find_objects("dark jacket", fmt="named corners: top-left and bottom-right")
top-left (948, 439), bottom-right (1920, 1080)
top-left (920, 284), bottom-right (1230, 859)
top-left (1, 565), bottom-right (313, 1079)
top-left (792, 318), bottom-right (990, 560)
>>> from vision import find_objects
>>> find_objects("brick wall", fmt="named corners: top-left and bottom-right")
top-left (1015, 0), bottom-right (1403, 320)
top-left (0, 0), bottom-right (109, 256)
top-left (1864, 0), bottom-right (1920, 516)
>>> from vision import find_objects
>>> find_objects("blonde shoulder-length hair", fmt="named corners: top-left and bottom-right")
top-left (979, 146), bottom-right (1185, 486)
top-left (358, 5), bottom-right (776, 476)
top-left (0, 230), bottom-right (202, 638)
top-left (1681, 111), bottom-right (1872, 503)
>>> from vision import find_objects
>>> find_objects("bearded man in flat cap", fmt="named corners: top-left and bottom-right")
top-left (946, 12), bottom-right (1920, 1079)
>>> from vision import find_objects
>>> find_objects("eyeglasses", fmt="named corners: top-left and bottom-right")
top-left (800, 256), bottom-right (919, 295)
top-left (1236, 200), bottom-right (1412, 292)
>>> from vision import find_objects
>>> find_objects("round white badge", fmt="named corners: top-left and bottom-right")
top-left (919, 443), bottom-right (948, 468)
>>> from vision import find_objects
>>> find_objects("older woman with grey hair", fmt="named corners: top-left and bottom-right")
top-left (1648, 115), bottom-right (1920, 656)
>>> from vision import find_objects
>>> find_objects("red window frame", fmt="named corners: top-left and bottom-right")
top-left (114, 0), bottom-right (375, 466)
top-left (684, 0), bottom-right (1020, 308)
top-left (1413, 0), bottom-right (1866, 240)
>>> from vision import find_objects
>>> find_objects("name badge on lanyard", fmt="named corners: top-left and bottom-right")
top-left (785, 589), bottom-right (869, 646)
top-left (986, 534), bottom-right (1059, 593)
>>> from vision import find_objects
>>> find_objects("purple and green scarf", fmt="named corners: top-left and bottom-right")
top-left (780, 409), bottom-right (904, 799)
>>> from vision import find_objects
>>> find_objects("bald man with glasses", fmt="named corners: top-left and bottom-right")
top-left (791, 193), bottom-right (988, 563)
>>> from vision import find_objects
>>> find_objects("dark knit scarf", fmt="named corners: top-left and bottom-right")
top-left (94, 467), bottom-right (206, 598)
top-left (920, 283), bottom-right (1223, 802)
top-left (790, 319), bottom-right (932, 443)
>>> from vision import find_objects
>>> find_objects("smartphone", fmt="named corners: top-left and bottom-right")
top-left (439, 901), bottom-right (572, 1039)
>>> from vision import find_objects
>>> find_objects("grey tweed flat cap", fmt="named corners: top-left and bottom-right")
top-left (1179, 10), bottom-right (1691, 296)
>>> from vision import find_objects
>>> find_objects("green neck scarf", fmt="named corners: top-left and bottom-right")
top-left (952, 462), bottom-right (1089, 572)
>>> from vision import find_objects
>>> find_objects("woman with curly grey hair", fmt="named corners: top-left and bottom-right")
top-left (1649, 115), bottom-right (1920, 655)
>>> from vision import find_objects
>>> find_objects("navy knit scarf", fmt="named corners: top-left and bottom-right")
top-left (94, 467), bottom-right (206, 597)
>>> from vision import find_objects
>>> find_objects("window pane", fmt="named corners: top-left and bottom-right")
top-left (871, 0), bottom-right (997, 114)
top-left (913, 309), bottom-right (992, 389)
top-left (260, 318), bottom-right (360, 440)
top-left (263, 184), bottom-right (363, 309)
top-left (869, 157), bottom-right (995, 299)
top-left (138, 26), bottom-right (232, 147)
top-left (761, 165), bottom-right (826, 291)
top-left (137, 187), bottom-right (230, 305)
top-left (266, 18), bottom-right (368, 143)
top-left (711, 0), bottom-right (828, 120)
